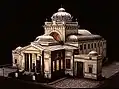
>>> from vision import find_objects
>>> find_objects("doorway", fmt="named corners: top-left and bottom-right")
top-left (77, 62), bottom-right (83, 77)
top-left (36, 56), bottom-right (41, 73)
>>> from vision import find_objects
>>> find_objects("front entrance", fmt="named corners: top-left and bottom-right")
top-left (77, 62), bottom-right (83, 77)
top-left (36, 56), bottom-right (41, 73)
top-left (51, 50), bottom-right (65, 80)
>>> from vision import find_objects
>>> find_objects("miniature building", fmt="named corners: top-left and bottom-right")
top-left (12, 7), bottom-right (106, 80)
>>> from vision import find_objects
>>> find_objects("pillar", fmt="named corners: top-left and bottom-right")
top-left (22, 53), bottom-right (25, 70)
top-left (29, 54), bottom-right (30, 72)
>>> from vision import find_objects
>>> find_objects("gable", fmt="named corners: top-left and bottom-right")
top-left (21, 44), bottom-right (43, 52)
top-left (25, 46), bottom-right (39, 51)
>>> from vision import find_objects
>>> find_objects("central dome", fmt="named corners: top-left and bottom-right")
top-left (51, 8), bottom-right (72, 22)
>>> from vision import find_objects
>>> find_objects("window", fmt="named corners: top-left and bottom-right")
top-left (15, 59), bottom-right (17, 64)
top-left (88, 44), bottom-right (90, 49)
top-left (94, 43), bottom-right (96, 48)
top-left (80, 45), bottom-right (83, 50)
top-left (74, 49), bottom-right (79, 55)
top-left (89, 67), bottom-right (92, 73)
top-left (84, 44), bottom-right (86, 49)
top-left (91, 43), bottom-right (93, 48)
top-left (66, 59), bottom-right (71, 69)
top-left (88, 65), bottom-right (93, 73)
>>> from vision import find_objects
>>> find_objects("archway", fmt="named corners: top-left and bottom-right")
top-left (50, 32), bottom-right (61, 42)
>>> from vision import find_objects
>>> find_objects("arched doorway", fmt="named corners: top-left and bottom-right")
top-left (50, 32), bottom-right (61, 42)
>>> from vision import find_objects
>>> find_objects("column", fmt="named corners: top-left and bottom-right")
top-left (22, 53), bottom-right (25, 70)
top-left (29, 53), bottom-right (30, 72)
top-left (35, 53), bottom-right (37, 72)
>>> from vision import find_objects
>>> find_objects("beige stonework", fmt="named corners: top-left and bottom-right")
top-left (12, 7), bottom-right (106, 80)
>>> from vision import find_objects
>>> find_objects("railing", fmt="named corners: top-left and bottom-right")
top-left (74, 55), bottom-right (90, 59)
top-left (45, 21), bottom-right (78, 25)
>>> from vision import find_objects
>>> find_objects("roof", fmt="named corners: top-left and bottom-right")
top-left (67, 34), bottom-right (102, 41)
top-left (78, 29), bottom-right (92, 35)
top-left (34, 43), bottom-right (78, 51)
top-left (51, 8), bottom-right (72, 22)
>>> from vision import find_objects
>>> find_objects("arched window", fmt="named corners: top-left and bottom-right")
top-left (91, 43), bottom-right (93, 48)
top-left (84, 44), bottom-right (86, 49)
top-left (15, 59), bottom-right (17, 64)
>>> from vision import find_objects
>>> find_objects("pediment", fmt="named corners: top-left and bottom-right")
top-left (25, 46), bottom-right (39, 51)
top-left (21, 45), bottom-right (43, 52)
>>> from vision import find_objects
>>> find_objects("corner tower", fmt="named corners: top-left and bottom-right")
top-left (43, 8), bottom-right (79, 42)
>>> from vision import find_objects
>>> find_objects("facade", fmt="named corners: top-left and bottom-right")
top-left (12, 7), bottom-right (106, 80)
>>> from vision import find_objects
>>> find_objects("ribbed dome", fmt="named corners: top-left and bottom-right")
top-left (51, 8), bottom-right (72, 22)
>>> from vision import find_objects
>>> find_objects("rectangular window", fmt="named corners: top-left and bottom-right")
top-left (84, 44), bottom-right (86, 49)
top-left (89, 67), bottom-right (92, 73)
top-left (74, 49), bottom-right (79, 55)
top-left (80, 45), bottom-right (83, 50)
top-left (88, 65), bottom-right (93, 73)
top-left (66, 59), bottom-right (71, 69)
top-left (88, 44), bottom-right (90, 49)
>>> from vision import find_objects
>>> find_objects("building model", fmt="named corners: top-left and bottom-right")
top-left (12, 7), bottom-right (106, 80)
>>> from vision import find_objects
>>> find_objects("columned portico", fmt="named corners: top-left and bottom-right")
top-left (23, 52), bottom-right (42, 73)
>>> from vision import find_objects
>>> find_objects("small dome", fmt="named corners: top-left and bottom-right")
top-left (58, 8), bottom-right (65, 12)
top-left (51, 8), bottom-right (72, 22)
top-left (88, 51), bottom-right (98, 56)
top-left (78, 29), bottom-right (92, 35)
top-left (67, 35), bottom-right (78, 41)
top-left (35, 35), bottom-right (56, 42)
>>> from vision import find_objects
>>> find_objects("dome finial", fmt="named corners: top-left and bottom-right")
top-left (61, 4), bottom-right (63, 8)
top-left (46, 18), bottom-right (48, 21)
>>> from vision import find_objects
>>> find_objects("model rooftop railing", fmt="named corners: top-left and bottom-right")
top-left (45, 22), bottom-right (78, 25)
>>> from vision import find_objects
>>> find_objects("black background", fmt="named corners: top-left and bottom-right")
top-left (0, 0), bottom-right (117, 65)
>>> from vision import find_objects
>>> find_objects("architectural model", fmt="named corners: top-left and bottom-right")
top-left (12, 7), bottom-right (106, 80)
